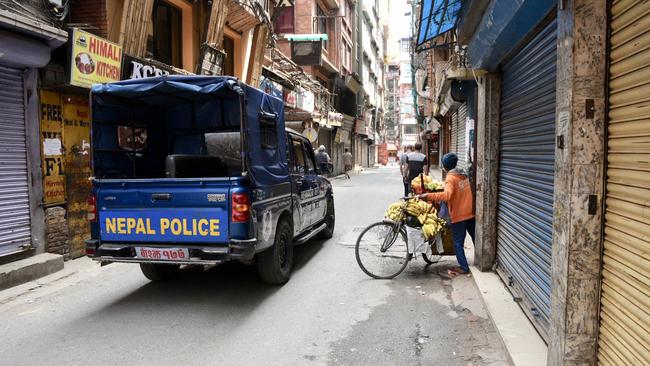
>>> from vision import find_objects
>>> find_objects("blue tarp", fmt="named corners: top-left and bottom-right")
top-left (416, 0), bottom-right (461, 50)
top-left (90, 76), bottom-right (289, 188)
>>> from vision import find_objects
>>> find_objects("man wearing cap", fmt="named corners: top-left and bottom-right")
top-left (421, 152), bottom-right (475, 276)
top-left (315, 145), bottom-right (331, 176)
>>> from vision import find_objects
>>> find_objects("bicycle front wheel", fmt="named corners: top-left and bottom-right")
top-left (355, 222), bottom-right (410, 279)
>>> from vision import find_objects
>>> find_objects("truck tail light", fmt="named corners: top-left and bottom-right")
top-left (87, 194), bottom-right (97, 223)
top-left (232, 193), bottom-right (250, 223)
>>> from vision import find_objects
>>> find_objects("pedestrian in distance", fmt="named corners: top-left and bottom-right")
top-left (403, 142), bottom-right (429, 194)
top-left (343, 148), bottom-right (353, 179)
top-left (420, 152), bottom-right (475, 277)
top-left (315, 145), bottom-right (331, 176)
top-left (400, 145), bottom-right (412, 196)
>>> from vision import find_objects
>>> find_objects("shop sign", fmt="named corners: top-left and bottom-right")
top-left (328, 112), bottom-right (343, 127)
top-left (284, 89), bottom-right (297, 108)
top-left (466, 117), bottom-right (475, 163)
top-left (69, 28), bottom-right (122, 88)
top-left (40, 91), bottom-right (65, 205)
top-left (335, 129), bottom-right (350, 144)
top-left (355, 118), bottom-right (366, 135)
top-left (303, 127), bottom-right (318, 143)
top-left (122, 54), bottom-right (177, 80)
top-left (291, 40), bottom-right (322, 66)
top-left (63, 94), bottom-right (93, 257)
top-left (301, 89), bottom-right (315, 113)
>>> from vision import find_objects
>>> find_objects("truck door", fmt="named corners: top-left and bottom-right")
top-left (289, 136), bottom-right (310, 233)
top-left (302, 141), bottom-right (327, 225)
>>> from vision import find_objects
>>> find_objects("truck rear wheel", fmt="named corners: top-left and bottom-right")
top-left (257, 219), bottom-right (293, 285)
top-left (140, 263), bottom-right (181, 281)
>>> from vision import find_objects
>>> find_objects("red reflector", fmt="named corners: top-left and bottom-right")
top-left (233, 194), bottom-right (249, 205)
top-left (232, 193), bottom-right (250, 223)
top-left (85, 247), bottom-right (95, 256)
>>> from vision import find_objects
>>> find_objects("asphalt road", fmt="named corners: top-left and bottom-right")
top-left (0, 166), bottom-right (509, 366)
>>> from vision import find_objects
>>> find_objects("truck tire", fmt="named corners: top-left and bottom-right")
top-left (140, 263), bottom-right (181, 282)
top-left (257, 219), bottom-right (293, 285)
top-left (318, 196), bottom-right (335, 239)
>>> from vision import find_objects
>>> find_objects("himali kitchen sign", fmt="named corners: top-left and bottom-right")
top-left (69, 28), bottom-right (122, 89)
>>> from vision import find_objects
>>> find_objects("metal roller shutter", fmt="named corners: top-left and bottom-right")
top-left (0, 66), bottom-right (31, 256)
top-left (457, 104), bottom-right (467, 169)
top-left (451, 109), bottom-right (458, 153)
top-left (495, 18), bottom-right (557, 341)
top-left (598, 1), bottom-right (650, 364)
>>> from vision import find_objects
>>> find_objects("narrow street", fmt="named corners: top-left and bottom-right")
top-left (0, 167), bottom-right (508, 366)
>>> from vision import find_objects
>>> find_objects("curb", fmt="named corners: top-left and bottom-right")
top-left (470, 266), bottom-right (547, 366)
top-left (0, 253), bottom-right (64, 291)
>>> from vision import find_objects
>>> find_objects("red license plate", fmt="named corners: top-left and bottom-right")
top-left (135, 247), bottom-right (189, 261)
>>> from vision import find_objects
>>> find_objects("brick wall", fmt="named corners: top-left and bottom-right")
top-left (70, 0), bottom-right (108, 38)
top-left (45, 207), bottom-right (70, 260)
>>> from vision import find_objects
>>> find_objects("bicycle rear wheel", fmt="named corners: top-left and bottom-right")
top-left (355, 222), bottom-right (410, 279)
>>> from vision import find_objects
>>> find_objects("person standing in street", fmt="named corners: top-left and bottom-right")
top-left (343, 148), bottom-right (353, 179)
top-left (315, 145), bottom-right (331, 176)
top-left (403, 143), bottom-right (428, 194)
top-left (400, 145), bottom-right (412, 196)
top-left (421, 152), bottom-right (475, 277)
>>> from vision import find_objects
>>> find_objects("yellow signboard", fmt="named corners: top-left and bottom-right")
top-left (62, 94), bottom-right (92, 258)
top-left (40, 90), bottom-right (66, 205)
top-left (69, 28), bottom-right (122, 89)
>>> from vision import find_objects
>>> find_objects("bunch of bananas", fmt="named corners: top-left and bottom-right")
top-left (425, 180), bottom-right (444, 191)
top-left (384, 202), bottom-right (405, 222)
top-left (406, 198), bottom-right (446, 240)
top-left (405, 198), bottom-right (432, 216)
top-left (421, 214), bottom-right (445, 240)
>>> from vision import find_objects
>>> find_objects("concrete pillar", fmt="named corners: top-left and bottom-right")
top-left (474, 73), bottom-right (500, 271)
top-left (548, 1), bottom-right (607, 365)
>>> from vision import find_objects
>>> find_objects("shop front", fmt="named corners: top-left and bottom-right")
top-left (597, 1), bottom-right (650, 363)
top-left (39, 28), bottom-right (122, 258)
top-left (495, 17), bottom-right (557, 341)
top-left (0, 14), bottom-right (67, 260)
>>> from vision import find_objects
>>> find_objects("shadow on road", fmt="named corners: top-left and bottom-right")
top-left (91, 240), bottom-right (326, 318)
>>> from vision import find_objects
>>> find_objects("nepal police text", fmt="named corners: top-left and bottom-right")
top-left (104, 218), bottom-right (221, 237)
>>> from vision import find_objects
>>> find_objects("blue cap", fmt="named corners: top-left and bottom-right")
top-left (442, 153), bottom-right (458, 170)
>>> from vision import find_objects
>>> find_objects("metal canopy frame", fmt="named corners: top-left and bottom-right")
top-left (415, 0), bottom-right (461, 52)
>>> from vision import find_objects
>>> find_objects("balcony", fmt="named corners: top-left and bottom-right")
top-left (226, 0), bottom-right (270, 33)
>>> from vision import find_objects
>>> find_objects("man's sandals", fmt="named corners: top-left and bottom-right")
top-left (447, 267), bottom-right (469, 278)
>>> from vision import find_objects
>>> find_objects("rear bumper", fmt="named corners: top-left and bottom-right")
top-left (85, 238), bottom-right (257, 265)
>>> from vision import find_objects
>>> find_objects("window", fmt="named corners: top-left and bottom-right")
top-left (259, 112), bottom-right (278, 149)
top-left (223, 36), bottom-right (235, 76)
top-left (149, 0), bottom-right (182, 68)
top-left (118, 126), bottom-right (147, 151)
top-left (291, 139), bottom-right (305, 173)
top-left (273, 6), bottom-right (294, 34)
top-left (205, 132), bottom-right (241, 174)
top-left (344, 0), bottom-right (353, 27)
top-left (403, 125), bottom-right (417, 135)
top-left (316, 6), bottom-right (328, 50)
top-left (342, 42), bottom-right (352, 71)
top-left (400, 38), bottom-right (410, 53)
top-left (303, 142), bottom-right (316, 173)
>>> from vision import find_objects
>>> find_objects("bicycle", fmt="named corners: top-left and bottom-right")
top-left (355, 197), bottom-right (453, 279)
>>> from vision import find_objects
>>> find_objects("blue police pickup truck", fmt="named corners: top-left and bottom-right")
top-left (85, 76), bottom-right (334, 285)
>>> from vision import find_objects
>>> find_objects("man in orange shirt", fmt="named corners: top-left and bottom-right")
top-left (421, 153), bottom-right (475, 276)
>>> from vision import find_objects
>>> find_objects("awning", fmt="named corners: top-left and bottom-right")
top-left (416, 0), bottom-right (461, 51)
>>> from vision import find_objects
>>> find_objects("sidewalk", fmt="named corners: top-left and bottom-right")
top-left (465, 239), bottom-right (548, 365)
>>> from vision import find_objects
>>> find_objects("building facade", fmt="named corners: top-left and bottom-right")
top-left (0, 0), bottom-right (271, 262)
top-left (420, 0), bottom-right (649, 364)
